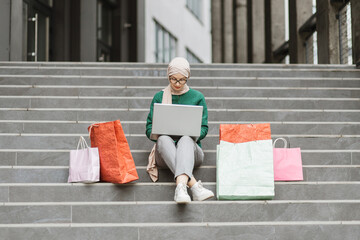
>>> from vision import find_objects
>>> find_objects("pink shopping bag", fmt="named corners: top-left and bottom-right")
top-left (273, 138), bottom-right (303, 181)
top-left (68, 136), bottom-right (100, 183)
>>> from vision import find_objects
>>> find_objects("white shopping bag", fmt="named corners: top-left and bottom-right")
top-left (68, 136), bottom-right (100, 183)
top-left (217, 140), bottom-right (275, 200)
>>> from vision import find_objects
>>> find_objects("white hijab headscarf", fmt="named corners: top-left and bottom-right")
top-left (167, 57), bottom-right (191, 79)
top-left (163, 57), bottom-right (191, 103)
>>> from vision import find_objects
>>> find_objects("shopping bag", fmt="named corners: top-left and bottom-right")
top-left (216, 140), bottom-right (274, 200)
top-left (273, 138), bottom-right (303, 181)
top-left (88, 120), bottom-right (139, 184)
top-left (68, 136), bottom-right (100, 183)
top-left (219, 123), bottom-right (271, 143)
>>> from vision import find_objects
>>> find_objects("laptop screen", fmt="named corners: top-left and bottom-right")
top-left (150, 103), bottom-right (203, 140)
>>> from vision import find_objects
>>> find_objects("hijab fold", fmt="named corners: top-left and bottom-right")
top-left (167, 57), bottom-right (190, 79)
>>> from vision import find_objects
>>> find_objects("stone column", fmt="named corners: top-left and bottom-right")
top-left (350, 0), bottom-right (360, 67)
top-left (0, 0), bottom-right (10, 61)
top-left (223, 0), bottom-right (234, 63)
top-left (137, 0), bottom-right (145, 62)
top-left (265, 0), bottom-right (285, 63)
top-left (10, 0), bottom-right (24, 61)
top-left (235, 0), bottom-right (247, 63)
top-left (251, 0), bottom-right (265, 63)
top-left (80, 0), bottom-right (97, 61)
top-left (316, 0), bottom-right (340, 64)
top-left (212, 0), bottom-right (222, 63)
top-left (289, 0), bottom-right (313, 63)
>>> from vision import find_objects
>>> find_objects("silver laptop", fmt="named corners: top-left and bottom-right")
top-left (150, 103), bottom-right (203, 140)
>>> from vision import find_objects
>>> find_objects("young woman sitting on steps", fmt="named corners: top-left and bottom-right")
top-left (145, 57), bottom-right (214, 204)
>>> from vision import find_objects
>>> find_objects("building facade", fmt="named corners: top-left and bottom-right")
top-left (139, 0), bottom-right (212, 63)
top-left (211, 0), bottom-right (360, 66)
top-left (0, 0), bottom-right (212, 63)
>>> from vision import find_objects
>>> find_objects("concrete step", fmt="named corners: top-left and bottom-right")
top-left (2, 110), bottom-right (360, 122)
top-left (0, 166), bottom-right (359, 183)
top-left (1, 182), bottom-right (359, 202)
top-left (1, 122), bottom-right (359, 136)
top-left (0, 135), bottom-right (359, 151)
top-left (2, 97), bottom-right (360, 110)
top-left (0, 62), bottom-right (359, 239)
top-left (1, 224), bottom-right (360, 240)
top-left (0, 61), bottom-right (356, 69)
top-left (1, 150), bottom-right (358, 167)
top-left (1, 201), bottom-right (360, 224)
top-left (2, 76), bottom-right (360, 88)
top-left (0, 67), bottom-right (359, 78)
top-left (1, 87), bottom-right (360, 98)
top-left (131, 136), bottom-right (360, 151)
top-left (1, 149), bottom-right (360, 167)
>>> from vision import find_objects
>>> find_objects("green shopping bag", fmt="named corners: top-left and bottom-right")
top-left (216, 140), bottom-right (275, 200)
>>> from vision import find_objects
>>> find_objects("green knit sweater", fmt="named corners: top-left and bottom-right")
top-left (145, 88), bottom-right (208, 147)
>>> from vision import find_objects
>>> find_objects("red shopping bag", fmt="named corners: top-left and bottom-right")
top-left (219, 123), bottom-right (271, 143)
top-left (88, 120), bottom-right (139, 184)
top-left (273, 138), bottom-right (303, 181)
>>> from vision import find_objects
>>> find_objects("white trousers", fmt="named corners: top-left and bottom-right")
top-left (155, 135), bottom-right (204, 180)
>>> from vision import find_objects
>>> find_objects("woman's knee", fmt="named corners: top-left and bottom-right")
top-left (157, 135), bottom-right (173, 148)
top-left (157, 135), bottom-right (175, 155)
top-left (177, 135), bottom-right (194, 145)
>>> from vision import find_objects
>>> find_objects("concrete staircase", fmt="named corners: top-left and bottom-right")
top-left (0, 62), bottom-right (359, 239)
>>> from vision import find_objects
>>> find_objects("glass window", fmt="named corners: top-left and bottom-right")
top-left (155, 21), bottom-right (177, 63)
top-left (312, 0), bottom-right (318, 64)
top-left (164, 32), bottom-right (169, 63)
top-left (22, 3), bottom-right (29, 61)
top-left (37, 12), bottom-right (50, 61)
top-left (97, 0), bottom-right (112, 62)
top-left (187, 0), bottom-right (202, 22)
top-left (97, 1), bottom-right (112, 46)
top-left (186, 48), bottom-right (202, 63)
top-left (170, 38), bottom-right (176, 60)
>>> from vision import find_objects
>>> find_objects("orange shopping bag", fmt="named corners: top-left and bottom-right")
top-left (88, 120), bottom-right (139, 184)
top-left (219, 123), bottom-right (271, 143)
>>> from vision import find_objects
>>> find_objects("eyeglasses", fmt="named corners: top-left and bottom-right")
top-left (169, 77), bottom-right (187, 85)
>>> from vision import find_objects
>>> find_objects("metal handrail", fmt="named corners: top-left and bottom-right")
top-left (272, 41), bottom-right (289, 63)
top-left (299, 13), bottom-right (317, 40)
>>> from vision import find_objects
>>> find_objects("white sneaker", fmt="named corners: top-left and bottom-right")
top-left (174, 183), bottom-right (191, 204)
top-left (190, 180), bottom-right (214, 201)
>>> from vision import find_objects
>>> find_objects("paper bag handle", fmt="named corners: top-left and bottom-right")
top-left (76, 136), bottom-right (89, 150)
top-left (273, 137), bottom-right (288, 148)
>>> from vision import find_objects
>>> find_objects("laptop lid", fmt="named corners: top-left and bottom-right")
top-left (150, 103), bottom-right (203, 140)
